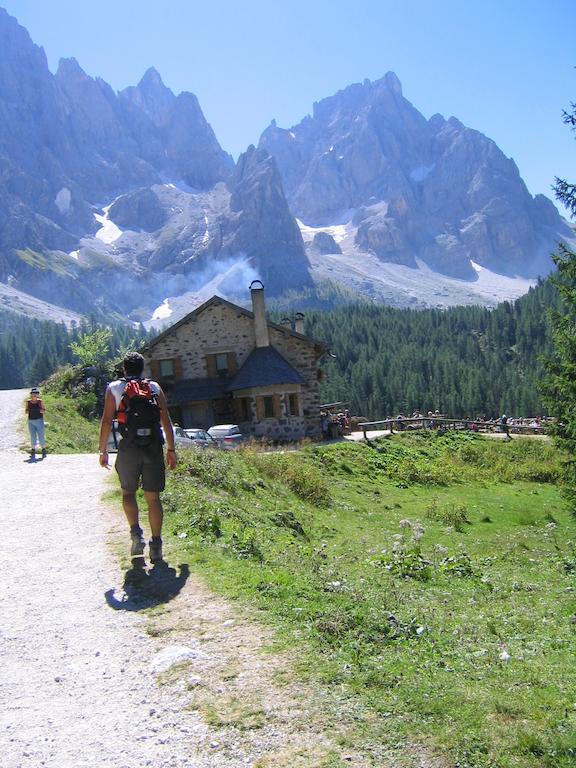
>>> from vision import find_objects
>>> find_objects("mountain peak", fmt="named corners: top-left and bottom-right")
top-left (120, 67), bottom-right (175, 126)
top-left (138, 66), bottom-right (168, 91)
top-left (56, 57), bottom-right (89, 82)
top-left (382, 71), bottom-right (402, 95)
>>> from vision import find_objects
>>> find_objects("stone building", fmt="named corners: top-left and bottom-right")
top-left (142, 281), bottom-right (329, 441)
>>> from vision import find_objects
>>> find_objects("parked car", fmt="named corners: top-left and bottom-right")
top-left (107, 424), bottom-right (196, 452)
top-left (172, 426), bottom-right (198, 449)
top-left (207, 424), bottom-right (246, 449)
top-left (183, 428), bottom-right (219, 448)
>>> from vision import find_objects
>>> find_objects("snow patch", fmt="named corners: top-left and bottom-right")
top-left (55, 187), bottom-right (71, 214)
top-left (202, 214), bottom-right (210, 246)
top-left (152, 299), bottom-right (173, 320)
top-left (94, 204), bottom-right (123, 244)
top-left (289, 131), bottom-right (296, 139)
top-left (69, 250), bottom-right (79, 261)
top-left (296, 218), bottom-right (352, 244)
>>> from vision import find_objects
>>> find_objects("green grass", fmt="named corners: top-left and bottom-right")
top-left (161, 433), bottom-right (576, 767)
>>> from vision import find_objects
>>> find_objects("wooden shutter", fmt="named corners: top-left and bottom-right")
top-left (273, 394), bottom-right (282, 418)
top-left (256, 396), bottom-right (264, 421)
top-left (206, 354), bottom-right (217, 378)
top-left (174, 356), bottom-right (183, 380)
top-left (227, 351), bottom-right (238, 376)
top-left (149, 359), bottom-right (160, 381)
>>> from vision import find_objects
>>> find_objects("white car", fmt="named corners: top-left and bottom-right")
top-left (207, 424), bottom-right (246, 449)
top-left (183, 428), bottom-right (219, 448)
top-left (172, 426), bottom-right (197, 448)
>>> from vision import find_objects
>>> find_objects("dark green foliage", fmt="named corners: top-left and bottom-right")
top-left (303, 278), bottom-right (560, 419)
top-left (542, 99), bottom-right (576, 512)
top-left (0, 310), bottom-right (149, 389)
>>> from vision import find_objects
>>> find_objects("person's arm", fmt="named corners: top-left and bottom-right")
top-left (25, 400), bottom-right (29, 415)
top-left (98, 388), bottom-right (116, 468)
top-left (157, 388), bottom-right (177, 469)
top-left (39, 399), bottom-right (45, 416)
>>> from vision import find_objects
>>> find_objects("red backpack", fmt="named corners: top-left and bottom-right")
top-left (116, 378), bottom-right (162, 446)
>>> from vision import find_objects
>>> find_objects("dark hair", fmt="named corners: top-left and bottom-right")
top-left (123, 352), bottom-right (145, 377)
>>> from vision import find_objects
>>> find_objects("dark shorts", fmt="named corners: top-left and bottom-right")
top-left (115, 440), bottom-right (165, 493)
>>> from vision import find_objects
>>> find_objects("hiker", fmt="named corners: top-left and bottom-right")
top-left (500, 413), bottom-right (512, 440)
top-left (25, 387), bottom-right (46, 459)
top-left (98, 352), bottom-right (177, 563)
top-left (320, 410), bottom-right (330, 440)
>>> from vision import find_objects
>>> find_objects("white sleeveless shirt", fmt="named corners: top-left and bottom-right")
top-left (108, 378), bottom-right (161, 409)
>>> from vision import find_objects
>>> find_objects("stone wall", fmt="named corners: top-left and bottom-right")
top-left (145, 299), bottom-right (324, 438)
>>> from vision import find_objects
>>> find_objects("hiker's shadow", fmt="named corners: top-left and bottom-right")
top-left (104, 561), bottom-right (190, 611)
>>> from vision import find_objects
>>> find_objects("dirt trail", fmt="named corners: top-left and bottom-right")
top-left (1, 389), bottom-right (393, 768)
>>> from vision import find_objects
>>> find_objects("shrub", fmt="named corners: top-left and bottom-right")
top-left (247, 453), bottom-right (331, 506)
top-left (425, 499), bottom-right (471, 531)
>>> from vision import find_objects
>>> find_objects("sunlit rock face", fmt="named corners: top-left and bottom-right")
top-left (259, 73), bottom-right (571, 280)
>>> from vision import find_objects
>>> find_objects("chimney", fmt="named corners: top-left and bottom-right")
top-left (280, 316), bottom-right (292, 329)
top-left (294, 312), bottom-right (305, 335)
top-left (250, 280), bottom-right (270, 347)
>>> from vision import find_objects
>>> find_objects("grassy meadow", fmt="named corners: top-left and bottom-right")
top-left (159, 433), bottom-right (576, 767)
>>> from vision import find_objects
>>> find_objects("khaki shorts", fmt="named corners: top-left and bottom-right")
top-left (115, 440), bottom-right (165, 493)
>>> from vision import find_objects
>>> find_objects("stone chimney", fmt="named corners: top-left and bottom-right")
top-left (250, 280), bottom-right (270, 347)
top-left (294, 312), bottom-right (305, 335)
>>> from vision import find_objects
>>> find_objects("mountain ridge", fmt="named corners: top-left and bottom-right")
top-left (0, 6), bottom-right (571, 325)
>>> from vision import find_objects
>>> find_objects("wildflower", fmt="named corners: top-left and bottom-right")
top-left (412, 523), bottom-right (425, 542)
top-left (399, 519), bottom-right (412, 529)
top-left (499, 650), bottom-right (511, 662)
top-left (545, 522), bottom-right (557, 531)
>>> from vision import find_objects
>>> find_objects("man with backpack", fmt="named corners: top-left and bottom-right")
top-left (98, 352), bottom-right (177, 563)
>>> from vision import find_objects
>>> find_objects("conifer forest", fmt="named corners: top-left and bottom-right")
top-left (0, 278), bottom-right (561, 420)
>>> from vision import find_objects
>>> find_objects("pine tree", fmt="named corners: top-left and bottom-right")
top-left (542, 100), bottom-right (576, 511)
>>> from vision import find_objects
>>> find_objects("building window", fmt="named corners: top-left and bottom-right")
top-left (287, 393), bottom-right (300, 416)
top-left (263, 396), bottom-right (275, 418)
top-left (215, 353), bottom-right (228, 376)
top-left (206, 352), bottom-right (237, 378)
top-left (237, 397), bottom-right (251, 421)
top-left (159, 359), bottom-right (175, 378)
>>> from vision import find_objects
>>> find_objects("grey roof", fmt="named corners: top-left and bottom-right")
top-left (226, 346), bottom-right (305, 392)
top-left (170, 377), bottom-right (232, 404)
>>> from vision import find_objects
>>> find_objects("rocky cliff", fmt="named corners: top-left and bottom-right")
top-left (0, 7), bottom-right (311, 318)
top-left (259, 73), bottom-right (571, 281)
top-left (0, 7), bottom-right (572, 322)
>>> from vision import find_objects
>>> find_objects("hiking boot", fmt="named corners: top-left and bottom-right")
top-left (130, 527), bottom-right (146, 557)
top-left (41, 447), bottom-right (47, 459)
top-left (30, 448), bottom-right (36, 460)
top-left (149, 537), bottom-right (163, 563)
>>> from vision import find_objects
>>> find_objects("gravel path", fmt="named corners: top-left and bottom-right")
top-left (1, 389), bottom-right (214, 768)
top-left (1, 389), bottom-right (386, 768)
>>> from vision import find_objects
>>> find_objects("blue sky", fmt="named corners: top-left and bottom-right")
top-left (2, 0), bottom-right (575, 211)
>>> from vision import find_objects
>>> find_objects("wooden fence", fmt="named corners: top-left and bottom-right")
top-left (357, 417), bottom-right (547, 440)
